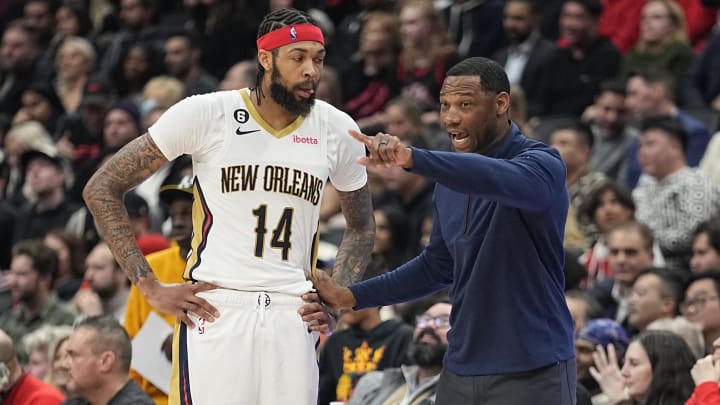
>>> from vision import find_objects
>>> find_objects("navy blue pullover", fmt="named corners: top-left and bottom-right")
top-left (350, 124), bottom-right (575, 375)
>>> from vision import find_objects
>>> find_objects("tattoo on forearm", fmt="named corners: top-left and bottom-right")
top-left (332, 184), bottom-right (375, 287)
top-left (82, 134), bottom-right (168, 284)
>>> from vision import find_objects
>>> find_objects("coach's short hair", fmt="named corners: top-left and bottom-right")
top-left (74, 315), bottom-right (132, 373)
top-left (446, 57), bottom-right (510, 95)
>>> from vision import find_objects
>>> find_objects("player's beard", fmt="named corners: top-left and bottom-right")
top-left (270, 65), bottom-right (315, 117)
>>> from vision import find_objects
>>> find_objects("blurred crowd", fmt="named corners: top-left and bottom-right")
top-left (1, 0), bottom-right (720, 404)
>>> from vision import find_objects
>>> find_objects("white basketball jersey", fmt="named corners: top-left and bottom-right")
top-left (149, 89), bottom-right (367, 294)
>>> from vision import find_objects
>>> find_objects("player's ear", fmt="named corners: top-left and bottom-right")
top-left (258, 50), bottom-right (273, 73)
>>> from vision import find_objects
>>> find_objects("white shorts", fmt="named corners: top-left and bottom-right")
top-left (169, 289), bottom-right (320, 405)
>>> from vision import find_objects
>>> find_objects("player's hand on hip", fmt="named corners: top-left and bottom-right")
top-left (309, 268), bottom-right (357, 310)
top-left (299, 292), bottom-right (336, 333)
top-left (139, 279), bottom-right (220, 328)
top-left (348, 129), bottom-right (413, 169)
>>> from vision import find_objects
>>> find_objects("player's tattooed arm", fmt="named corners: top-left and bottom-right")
top-left (83, 134), bottom-right (168, 284)
top-left (333, 184), bottom-right (375, 287)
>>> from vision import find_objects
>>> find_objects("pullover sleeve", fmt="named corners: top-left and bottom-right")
top-left (408, 147), bottom-right (566, 212)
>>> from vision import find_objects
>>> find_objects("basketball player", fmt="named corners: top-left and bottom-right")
top-left (82, 8), bottom-right (375, 405)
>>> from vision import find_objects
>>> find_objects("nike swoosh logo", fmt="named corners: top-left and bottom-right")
top-left (236, 129), bottom-right (260, 135)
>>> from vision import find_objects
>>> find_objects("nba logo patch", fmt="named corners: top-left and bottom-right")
top-left (290, 26), bottom-right (297, 41)
top-left (197, 317), bottom-right (206, 335)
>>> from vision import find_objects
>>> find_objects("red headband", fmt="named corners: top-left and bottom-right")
top-left (257, 24), bottom-right (325, 51)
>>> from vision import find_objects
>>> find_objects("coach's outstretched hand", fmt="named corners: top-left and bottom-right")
top-left (138, 278), bottom-right (220, 328)
top-left (348, 129), bottom-right (413, 169)
top-left (308, 269), bottom-right (357, 310)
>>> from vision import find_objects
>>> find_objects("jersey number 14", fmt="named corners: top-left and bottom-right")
top-left (252, 204), bottom-right (293, 260)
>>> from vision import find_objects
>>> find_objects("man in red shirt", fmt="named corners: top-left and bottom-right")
top-left (0, 328), bottom-right (64, 405)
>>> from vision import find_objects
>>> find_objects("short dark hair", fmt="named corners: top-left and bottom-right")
top-left (628, 67), bottom-right (676, 102)
top-left (565, 289), bottom-right (604, 320)
top-left (685, 270), bottom-right (720, 299)
top-left (633, 267), bottom-right (687, 314)
top-left (692, 219), bottom-right (720, 253)
top-left (12, 239), bottom-right (58, 280)
top-left (582, 181), bottom-right (635, 224)
top-left (446, 57), bottom-right (510, 95)
top-left (598, 79), bottom-right (626, 97)
top-left (553, 120), bottom-right (595, 149)
top-left (564, 0), bottom-right (603, 18)
top-left (607, 221), bottom-right (654, 250)
top-left (74, 315), bottom-right (132, 373)
top-left (254, 8), bottom-right (319, 103)
top-left (507, 0), bottom-right (540, 15)
top-left (167, 29), bottom-right (201, 50)
top-left (641, 115), bottom-right (688, 152)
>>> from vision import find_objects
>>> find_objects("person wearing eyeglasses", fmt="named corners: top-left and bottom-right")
top-left (682, 271), bottom-right (720, 355)
top-left (348, 299), bottom-right (451, 405)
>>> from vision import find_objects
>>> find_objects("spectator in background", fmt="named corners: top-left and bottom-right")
top-left (218, 60), bottom-right (257, 91)
top-left (54, 37), bottom-right (96, 113)
top-left (590, 330), bottom-right (696, 404)
top-left (22, 325), bottom-right (72, 380)
top-left (109, 43), bottom-right (165, 104)
top-left (22, 0), bottom-right (57, 52)
top-left (582, 80), bottom-right (634, 182)
top-left (683, 271), bottom-right (720, 355)
top-left (123, 191), bottom-right (168, 256)
top-left (596, 0), bottom-right (645, 54)
top-left (163, 30), bottom-right (218, 97)
top-left (574, 318), bottom-right (629, 402)
top-left (627, 267), bottom-right (685, 333)
top-left (493, 0), bottom-right (557, 119)
top-left (315, 65), bottom-right (343, 108)
top-left (339, 11), bottom-right (400, 132)
top-left (533, 0), bottom-right (620, 119)
top-left (375, 136), bottom-right (434, 257)
top-left (0, 239), bottom-right (76, 347)
top-left (383, 96), bottom-right (450, 152)
top-left (0, 21), bottom-right (41, 117)
top-left (632, 116), bottom-right (720, 271)
top-left (621, 0), bottom-right (694, 104)
top-left (3, 120), bottom-right (54, 209)
top-left (14, 82), bottom-right (65, 136)
top-left (102, 102), bottom-right (142, 151)
top-left (46, 332), bottom-right (73, 397)
top-left (13, 144), bottom-right (79, 243)
top-left (371, 204), bottom-right (410, 271)
top-left (580, 181), bottom-right (666, 287)
top-left (565, 289), bottom-right (604, 334)
top-left (58, 315), bottom-right (153, 405)
top-left (396, 0), bottom-right (459, 125)
top-left (623, 68), bottom-right (712, 188)
top-left (687, 335), bottom-right (720, 404)
top-left (74, 242), bottom-right (130, 322)
top-left (549, 120), bottom-right (608, 242)
top-left (43, 229), bottom-right (85, 301)
top-left (591, 221), bottom-right (656, 327)
top-left (0, 328), bottom-right (65, 405)
top-left (646, 316), bottom-right (705, 359)
top-left (348, 300), bottom-right (451, 405)
top-left (98, 0), bottom-right (162, 77)
top-left (684, 28), bottom-right (720, 113)
top-left (440, 0), bottom-right (505, 59)
top-left (690, 219), bottom-right (720, 274)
